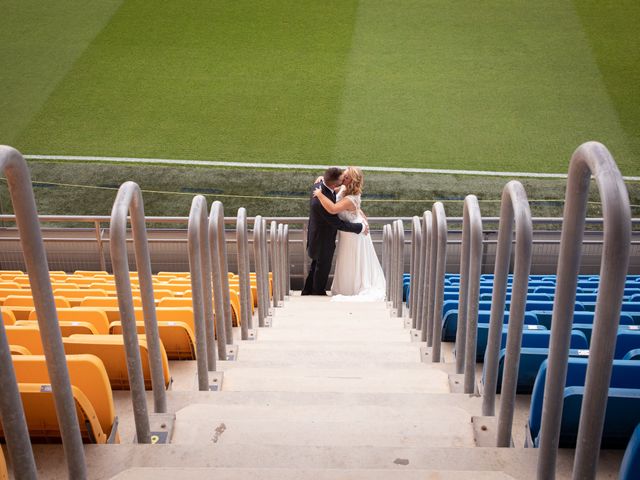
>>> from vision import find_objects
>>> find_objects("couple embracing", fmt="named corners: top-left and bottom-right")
top-left (302, 166), bottom-right (386, 301)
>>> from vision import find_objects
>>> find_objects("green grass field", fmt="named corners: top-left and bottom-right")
top-left (2, 0), bottom-right (638, 174)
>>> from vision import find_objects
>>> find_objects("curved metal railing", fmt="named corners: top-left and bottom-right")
top-left (382, 224), bottom-right (391, 302)
top-left (209, 201), bottom-right (232, 355)
top-left (110, 181), bottom-right (168, 442)
top-left (481, 181), bottom-right (533, 448)
top-left (236, 208), bottom-right (253, 339)
top-left (419, 211), bottom-right (433, 342)
top-left (269, 221), bottom-right (281, 308)
top-left (284, 224), bottom-right (291, 296)
top-left (394, 220), bottom-right (405, 317)
top-left (409, 216), bottom-right (422, 326)
top-left (278, 223), bottom-right (286, 302)
top-left (0, 146), bottom-right (70, 478)
top-left (188, 196), bottom-right (217, 389)
top-left (537, 142), bottom-right (631, 479)
top-left (430, 202), bottom-right (448, 362)
top-left (253, 216), bottom-right (268, 327)
top-left (461, 195), bottom-right (483, 392)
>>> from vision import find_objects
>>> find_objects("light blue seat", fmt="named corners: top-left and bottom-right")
top-left (619, 423), bottom-right (640, 480)
top-left (475, 324), bottom-right (547, 362)
top-left (442, 310), bottom-right (538, 343)
top-left (527, 358), bottom-right (640, 449)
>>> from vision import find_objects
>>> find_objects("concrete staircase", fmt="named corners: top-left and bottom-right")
top-left (31, 294), bottom-right (623, 479)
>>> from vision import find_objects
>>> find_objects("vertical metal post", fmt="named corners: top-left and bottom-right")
top-left (382, 224), bottom-right (390, 302)
top-left (270, 221), bottom-right (280, 308)
top-left (481, 181), bottom-right (532, 451)
top-left (425, 208), bottom-right (438, 346)
top-left (110, 181), bottom-right (168, 443)
top-left (537, 142), bottom-right (631, 480)
top-left (396, 220), bottom-right (405, 318)
top-left (208, 202), bottom-right (228, 359)
top-left (462, 196), bottom-right (483, 393)
top-left (284, 224), bottom-right (291, 296)
top-left (0, 145), bottom-right (79, 478)
top-left (419, 211), bottom-right (432, 341)
top-left (302, 221), bottom-right (309, 280)
top-left (261, 217), bottom-right (271, 316)
top-left (219, 204), bottom-right (234, 344)
top-left (253, 216), bottom-right (267, 327)
top-left (431, 202), bottom-right (448, 362)
top-left (237, 208), bottom-right (252, 339)
top-left (0, 145), bottom-right (85, 478)
top-left (409, 216), bottom-right (421, 326)
top-left (188, 196), bottom-right (216, 390)
top-left (278, 223), bottom-right (286, 302)
top-left (420, 211), bottom-right (433, 342)
top-left (94, 220), bottom-right (106, 272)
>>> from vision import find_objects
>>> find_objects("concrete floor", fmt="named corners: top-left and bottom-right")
top-left (13, 293), bottom-right (623, 479)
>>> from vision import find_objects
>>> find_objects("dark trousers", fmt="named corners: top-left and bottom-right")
top-left (302, 257), bottom-right (331, 295)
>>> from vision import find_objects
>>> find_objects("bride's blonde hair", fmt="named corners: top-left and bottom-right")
top-left (344, 167), bottom-right (363, 196)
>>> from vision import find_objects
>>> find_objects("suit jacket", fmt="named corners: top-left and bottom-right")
top-left (307, 181), bottom-right (363, 260)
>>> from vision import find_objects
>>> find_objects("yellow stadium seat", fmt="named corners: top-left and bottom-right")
top-left (74, 270), bottom-right (109, 277)
top-left (4, 295), bottom-right (71, 308)
top-left (0, 281), bottom-right (21, 289)
top-left (109, 307), bottom-right (196, 360)
top-left (28, 308), bottom-right (110, 334)
top-left (229, 289), bottom-right (241, 327)
top-left (81, 296), bottom-right (143, 308)
top-left (10, 354), bottom-right (119, 443)
top-left (2, 310), bottom-right (16, 326)
top-left (157, 297), bottom-right (192, 308)
top-left (0, 288), bottom-right (29, 300)
top-left (10, 345), bottom-right (31, 355)
top-left (16, 320), bottom-right (98, 336)
top-left (53, 289), bottom-right (109, 306)
top-left (63, 335), bottom-right (171, 390)
top-left (0, 441), bottom-right (7, 480)
top-left (4, 326), bottom-right (43, 354)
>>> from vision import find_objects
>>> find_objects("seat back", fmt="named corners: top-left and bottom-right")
top-left (4, 295), bottom-right (70, 308)
top-left (2, 310), bottom-right (16, 325)
top-left (81, 296), bottom-right (142, 307)
top-left (53, 289), bottom-right (108, 299)
top-left (11, 354), bottom-right (116, 439)
top-left (29, 307), bottom-right (110, 334)
top-left (4, 326), bottom-right (43, 354)
top-left (615, 331), bottom-right (640, 359)
top-left (62, 335), bottom-right (170, 390)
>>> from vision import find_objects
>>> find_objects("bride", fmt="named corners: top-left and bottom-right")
top-left (313, 167), bottom-right (386, 300)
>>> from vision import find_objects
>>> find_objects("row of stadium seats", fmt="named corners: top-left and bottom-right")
top-left (403, 271), bottom-right (640, 452)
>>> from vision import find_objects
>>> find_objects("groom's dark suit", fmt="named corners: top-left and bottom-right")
top-left (302, 181), bottom-right (363, 295)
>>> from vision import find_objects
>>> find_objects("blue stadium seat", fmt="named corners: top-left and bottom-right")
top-left (442, 310), bottom-right (538, 342)
top-left (623, 349), bottom-right (640, 361)
top-left (474, 324), bottom-right (561, 362)
top-left (533, 311), bottom-right (634, 331)
top-left (615, 330), bottom-right (640, 360)
top-left (619, 423), bottom-right (640, 480)
top-left (528, 358), bottom-right (640, 449)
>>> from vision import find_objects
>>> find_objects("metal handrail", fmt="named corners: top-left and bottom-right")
top-left (461, 195), bottom-right (483, 392)
top-left (269, 221), bottom-right (280, 308)
top-left (395, 220), bottom-right (405, 317)
top-left (537, 142), bottom-right (631, 480)
top-left (481, 181), bottom-right (532, 449)
top-left (260, 216), bottom-right (271, 317)
top-left (253, 216), bottom-right (267, 327)
top-left (284, 224), bottom-right (291, 296)
top-left (419, 211), bottom-right (432, 341)
top-left (236, 208), bottom-right (253, 339)
top-left (382, 224), bottom-right (391, 301)
top-left (430, 202), bottom-right (448, 362)
top-left (278, 223), bottom-right (286, 302)
top-left (187, 196), bottom-right (217, 390)
top-left (390, 222), bottom-right (397, 307)
top-left (110, 181), bottom-right (168, 443)
top-left (0, 146), bottom-right (58, 479)
top-left (409, 216), bottom-right (421, 325)
top-left (209, 202), bottom-right (229, 358)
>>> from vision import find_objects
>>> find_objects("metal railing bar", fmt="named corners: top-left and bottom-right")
top-left (110, 181), bottom-right (168, 444)
top-left (420, 211), bottom-right (433, 343)
top-left (462, 196), bottom-right (483, 393)
top-left (237, 208), bottom-right (253, 338)
top-left (481, 181), bottom-right (533, 449)
top-left (430, 202), bottom-right (448, 362)
top-left (208, 202), bottom-right (229, 359)
top-left (187, 196), bottom-right (216, 389)
top-left (537, 142), bottom-right (631, 480)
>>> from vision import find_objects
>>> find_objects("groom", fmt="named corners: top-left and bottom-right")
top-left (302, 167), bottom-right (368, 296)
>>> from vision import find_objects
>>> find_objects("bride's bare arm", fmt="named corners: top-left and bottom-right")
top-left (313, 188), bottom-right (356, 214)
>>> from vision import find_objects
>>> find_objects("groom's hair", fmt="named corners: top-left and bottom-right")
top-left (323, 167), bottom-right (344, 187)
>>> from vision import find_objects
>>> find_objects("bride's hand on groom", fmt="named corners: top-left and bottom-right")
top-left (313, 188), bottom-right (322, 198)
top-left (363, 224), bottom-right (369, 236)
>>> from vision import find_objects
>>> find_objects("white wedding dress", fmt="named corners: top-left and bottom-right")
top-left (331, 189), bottom-right (386, 302)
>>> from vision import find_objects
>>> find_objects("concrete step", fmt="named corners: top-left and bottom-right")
top-left (110, 467), bottom-right (517, 479)
top-left (172, 404), bottom-right (475, 447)
top-left (29, 443), bottom-right (624, 480)
top-left (216, 365), bottom-right (450, 393)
